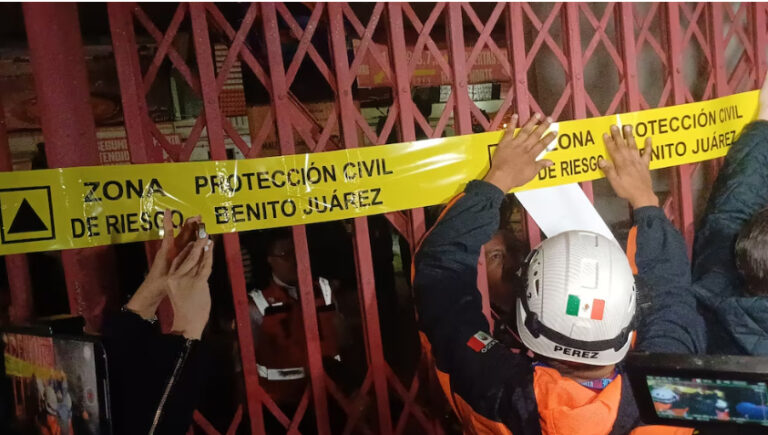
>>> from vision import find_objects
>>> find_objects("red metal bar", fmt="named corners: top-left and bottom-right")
top-left (507, 3), bottom-right (542, 249)
top-left (385, 3), bottom-right (427, 249)
top-left (133, 5), bottom-right (201, 96)
top-left (190, 4), bottom-right (269, 433)
top-left (709, 4), bottom-right (730, 97)
top-left (226, 406), bottom-right (244, 435)
top-left (508, 4), bottom-right (531, 120)
top-left (618, 4), bottom-right (641, 112)
top-left (563, 3), bottom-right (587, 119)
top-left (108, 3), bottom-right (157, 163)
top-left (261, 4), bottom-right (331, 434)
top-left (328, 4), bottom-right (393, 434)
top-left (23, 3), bottom-right (119, 332)
top-left (446, 3), bottom-right (472, 136)
top-left (446, 2), bottom-right (492, 328)
top-left (384, 7), bottom-right (442, 433)
top-left (705, 3), bottom-right (729, 182)
top-left (0, 94), bottom-right (34, 324)
top-left (387, 3), bottom-right (415, 142)
top-left (616, 3), bottom-right (651, 224)
top-left (563, 3), bottom-right (595, 202)
top-left (190, 4), bottom-right (226, 158)
top-left (107, 2), bottom-right (173, 330)
top-left (665, 3), bottom-right (696, 256)
top-left (143, 4), bottom-right (189, 94)
top-left (753, 4), bottom-right (768, 82)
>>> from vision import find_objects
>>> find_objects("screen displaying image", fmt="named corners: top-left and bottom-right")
top-left (647, 375), bottom-right (768, 425)
top-left (3, 332), bottom-right (104, 435)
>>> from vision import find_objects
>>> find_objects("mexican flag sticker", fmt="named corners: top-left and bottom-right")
top-left (466, 331), bottom-right (494, 352)
top-left (566, 294), bottom-right (605, 320)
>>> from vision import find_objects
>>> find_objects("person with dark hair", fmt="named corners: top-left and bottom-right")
top-left (692, 73), bottom-right (768, 355)
top-left (734, 207), bottom-right (768, 295)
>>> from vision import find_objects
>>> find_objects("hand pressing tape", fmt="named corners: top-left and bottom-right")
top-left (0, 90), bottom-right (758, 255)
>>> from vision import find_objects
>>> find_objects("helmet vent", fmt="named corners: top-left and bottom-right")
top-left (534, 279), bottom-right (540, 295)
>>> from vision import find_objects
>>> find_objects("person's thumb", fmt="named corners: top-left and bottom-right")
top-left (598, 158), bottom-right (616, 179)
top-left (535, 159), bottom-right (554, 172)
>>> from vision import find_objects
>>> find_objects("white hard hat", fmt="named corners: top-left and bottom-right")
top-left (516, 231), bottom-right (636, 366)
top-left (651, 387), bottom-right (679, 404)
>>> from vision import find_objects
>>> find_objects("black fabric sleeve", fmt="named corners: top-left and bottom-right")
top-left (103, 310), bottom-right (206, 435)
top-left (632, 206), bottom-right (706, 354)
top-left (414, 180), bottom-right (533, 423)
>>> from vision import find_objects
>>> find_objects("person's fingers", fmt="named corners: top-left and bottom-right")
top-left (642, 137), bottom-right (653, 165)
top-left (518, 113), bottom-right (542, 140)
top-left (152, 210), bottom-right (175, 267)
top-left (529, 131), bottom-right (557, 157)
top-left (525, 116), bottom-right (553, 150)
top-left (535, 159), bottom-right (554, 172)
top-left (498, 114), bottom-right (520, 145)
top-left (196, 239), bottom-right (214, 279)
top-left (610, 125), bottom-right (624, 149)
top-left (623, 125), bottom-right (637, 151)
top-left (505, 113), bottom-right (518, 132)
top-left (171, 238), bottom-right (207, 276)
top-left (160, 210), bottom-right (174, 249)
top-left (169, 242), bottom-right (195, 274)
top-left (175, 216), bottom-right (202, 248)
top-left (598, 158), bottom-right (617, 180)
top-left (603, 131), bottom-right (618, 157)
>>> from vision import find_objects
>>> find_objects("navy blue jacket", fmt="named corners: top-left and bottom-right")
top-left (414, 180), bottom-right (704, 434)
top-left (693, 121), bottom-right (768, 355)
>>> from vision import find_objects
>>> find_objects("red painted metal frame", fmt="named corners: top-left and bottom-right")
top-left (0, 95), bottom-right (34, 324)
top-left (327, 7), bottom-right (393, 433)
top-left (5, 2), bottom-right (763, 434)
top-left (261, 4), bottom-right (331, 433)
top-left (385, 4), bottom-right (427, 253)
top-left (666, 4), bottom-right (697, 256)
top-left (445, 2), bottom-right (493, 330)
top-left (23, 3), bottom-right (120, 333)
top-left (327, 4), bottom-right (438, 433)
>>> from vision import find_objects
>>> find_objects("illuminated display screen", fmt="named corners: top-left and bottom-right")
top-left (648, 375), bottom-right (768, 425)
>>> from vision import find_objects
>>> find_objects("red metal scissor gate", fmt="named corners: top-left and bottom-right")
top-left (2, 2), bottom-right (767, 434)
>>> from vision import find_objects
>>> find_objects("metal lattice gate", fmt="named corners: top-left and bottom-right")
top-left (2, 2), bottom-right (766, 434)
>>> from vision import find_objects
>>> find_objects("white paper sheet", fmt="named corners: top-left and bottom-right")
top-left (516, 183), bottom-right (616, 242)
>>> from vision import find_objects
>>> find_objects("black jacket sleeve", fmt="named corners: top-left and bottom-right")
top-left (632, 206), bottom-right (706, 354)
top-left (103, 310), bottom-right (208, 435)
top-left (414, 180), bottom-right (535, 428)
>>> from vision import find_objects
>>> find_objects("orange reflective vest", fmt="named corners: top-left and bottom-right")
top-left (249, 278), bottom-right (339, 405)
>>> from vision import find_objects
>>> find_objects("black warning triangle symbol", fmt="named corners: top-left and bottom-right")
top-left (8, 198), bottom-right (48, 233)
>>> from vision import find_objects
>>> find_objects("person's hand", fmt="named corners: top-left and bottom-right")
top-left (598, 125), bottom-right (659, 209)
top-left (167, 236), bottom-right (214, 340)
top-left (759, 72), bottom-right (768, 121)
top-left (125, 211), bottom-right (201, 320)
top-left (483, 113), bottom-right (556, 192)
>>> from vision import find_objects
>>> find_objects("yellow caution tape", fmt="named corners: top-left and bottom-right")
top-left (0, 90), bottom-right (758, 255)
top-left (4, 354), bottom-right (63, 380)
